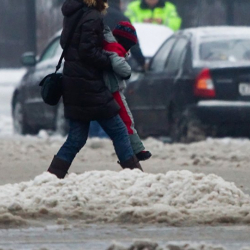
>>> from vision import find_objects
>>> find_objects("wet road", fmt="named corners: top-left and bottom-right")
top-left (1, 224), bottom-right (250, 250)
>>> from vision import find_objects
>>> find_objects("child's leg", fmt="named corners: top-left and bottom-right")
top-left (112, 91), bottom-right (145, 154)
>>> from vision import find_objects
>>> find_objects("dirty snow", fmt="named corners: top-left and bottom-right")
top-left (108, 241), bottom-right (226, 250)
top-left (0, 165), bottom-right (250, 226)
top-left (108, 241), bottom-right (250, 250)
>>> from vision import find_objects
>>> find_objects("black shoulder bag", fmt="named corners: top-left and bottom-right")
top-left (39, 10), bottom-right (84, 106)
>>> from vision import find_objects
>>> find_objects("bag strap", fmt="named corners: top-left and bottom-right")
top-left (55, 7), bottom-right (88, 73)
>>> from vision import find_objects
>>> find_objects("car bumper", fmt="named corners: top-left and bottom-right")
top-left (189, 100), bottom-right (250, 124)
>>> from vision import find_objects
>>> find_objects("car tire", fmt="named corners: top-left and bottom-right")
top-left (55, 102), bottom-right (69, 136)
top-left (170, 108), bottom-right (207, 143)
top-left (13, 97), bottom-right (38, 135)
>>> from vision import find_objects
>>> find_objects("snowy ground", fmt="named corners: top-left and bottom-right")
top-left (2, 224), bottom-right (250, 250)
top-left (1, 135), bottom-right (250, 227)
top-left (1, 69), bottom-right (250, 249)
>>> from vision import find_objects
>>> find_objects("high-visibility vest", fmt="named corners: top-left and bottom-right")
top-left (125, 1), bottom-right (182, 31)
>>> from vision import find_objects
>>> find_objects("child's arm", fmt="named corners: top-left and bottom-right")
top-left (107, 52), bottom-right (132, 80)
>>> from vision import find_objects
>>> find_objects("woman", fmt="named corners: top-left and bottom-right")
top-left (47, 0), bottom-right (143, 179)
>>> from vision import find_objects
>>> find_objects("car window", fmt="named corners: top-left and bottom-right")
top-left (150, 37), bottom-right (177, 72)
top-left (165, 37), bottom-right (189, 76)
top-left (40, 38), bottom-right (60, 62)
top-left (199, 38), bottom-right (250, 62)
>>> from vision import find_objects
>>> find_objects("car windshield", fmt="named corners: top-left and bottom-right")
top-left (199, 38), bottom-right (250, 63)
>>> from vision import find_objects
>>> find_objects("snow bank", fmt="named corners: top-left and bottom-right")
top-left (0, 68), bottom-right (23, 136)
top-left (0, 115), bottom-right (13, 136)
top-left (0, 169), bottom-right (250, 226)
top-left (107, 241), bottom-right (226, 250)
top-left (0, 68), bottom-right (26, 87)
top-left (147, 137), bottom-right (250, 168)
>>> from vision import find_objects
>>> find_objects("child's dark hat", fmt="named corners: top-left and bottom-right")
top-left (112, 21), bottom-right (138, 51)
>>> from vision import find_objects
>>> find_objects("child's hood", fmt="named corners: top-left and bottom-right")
top-left (103, 25), bottom-right (116, 43)
top-left (103, 25), bottom-right (127, 57)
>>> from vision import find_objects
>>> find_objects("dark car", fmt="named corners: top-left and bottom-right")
top-left (12, 31), bottom-right (68, 135)
top-left (124, 26), bottom-right (250, 142)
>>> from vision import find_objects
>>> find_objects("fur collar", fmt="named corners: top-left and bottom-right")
top-left (62, 0), bottom-right (108, 16)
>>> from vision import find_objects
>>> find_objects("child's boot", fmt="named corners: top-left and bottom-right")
top-left (136, 150), bottom-right (152, 161)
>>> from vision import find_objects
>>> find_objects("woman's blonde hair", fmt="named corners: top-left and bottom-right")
top-left (83, 0), bottom-right (109, 12)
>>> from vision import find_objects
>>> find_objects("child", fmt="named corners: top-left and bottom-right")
top-left (103, 21), bottom-right (151, 161)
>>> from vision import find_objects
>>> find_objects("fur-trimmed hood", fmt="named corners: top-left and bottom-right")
top-left (62, 0), bottom-right (108, 16)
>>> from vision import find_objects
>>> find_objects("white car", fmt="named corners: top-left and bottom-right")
top-left (133, 23), bottom-right (174, 58)
top-left (128, 23), bottom-right (174, 81)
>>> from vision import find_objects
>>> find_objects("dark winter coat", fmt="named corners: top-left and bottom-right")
top-left (60, 0), bottom-right (120, 122)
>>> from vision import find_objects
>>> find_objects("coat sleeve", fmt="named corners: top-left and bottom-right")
top-left (108, 52), bottom-right (131, 79)
top-left (165, 2), bottom-right (182, 31)
top-left (78, 17), bottom-right (112, 70)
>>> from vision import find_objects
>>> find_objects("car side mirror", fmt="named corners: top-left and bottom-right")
top-left (21, 52), bottom-right (36, 66)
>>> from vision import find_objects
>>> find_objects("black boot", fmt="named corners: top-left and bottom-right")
top-left (47, 155), bottom-right (71, 179)
top-left (136, 150), bottom-right (152, 161)
top-left (120, 156), bottom-right (143, 171)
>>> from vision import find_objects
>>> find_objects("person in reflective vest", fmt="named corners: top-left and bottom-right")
top-left (125, 0), bottom-right (182, 31)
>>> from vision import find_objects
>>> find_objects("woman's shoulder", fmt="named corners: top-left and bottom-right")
top-left (80, 8), bottom-right (104, 30)
top-left (84, 7), bottom-right (103, 20)
top-left (79, 8), bottom-right (103, 28)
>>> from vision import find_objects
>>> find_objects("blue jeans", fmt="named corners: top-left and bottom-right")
top-left (57, 115), bottom-right (134, 164)
top-left (89, 121), bottom-right (108, 138)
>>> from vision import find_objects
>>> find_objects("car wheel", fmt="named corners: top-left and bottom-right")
top-left (55, 102), bottom-right (69, 136)
top-left (170, 108), bottom-right (207, 143)
top-left (13, 98), bottom-right (31, 135)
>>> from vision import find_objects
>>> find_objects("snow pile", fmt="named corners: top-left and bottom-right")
top-left (107, 241), bottom-right (226, 250)
top-left (0, 169), bottom-right (250, 226)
